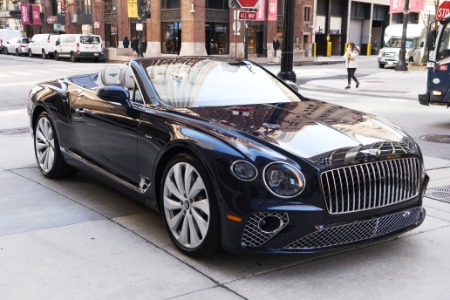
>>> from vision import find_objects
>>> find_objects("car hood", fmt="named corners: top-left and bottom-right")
top-left (184, 100), bottom-right (418, 165)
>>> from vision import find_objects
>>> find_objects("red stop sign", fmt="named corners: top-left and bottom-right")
top-left (236, 0), bottom-right (260, 9)
top-left (437, 1), bottom-right (450, 21)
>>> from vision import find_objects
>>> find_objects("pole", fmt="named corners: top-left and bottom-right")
top-left (263, 0), bottom-right (269, 57)
top-left (244, 21), bottom-right (248, 59)
top-left (277, 0), bottom-right (296, 82)
top-left (395, 0), bottom-right (410, 71)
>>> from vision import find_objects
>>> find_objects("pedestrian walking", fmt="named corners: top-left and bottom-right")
top-left (123, 36), bottom-right (129, 48)
top-left (344, 42), bottom-right (360, 89)
top-left (131, 37), bottom-right (139, 54)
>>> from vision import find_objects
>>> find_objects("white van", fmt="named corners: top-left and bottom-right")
top-left (54, 34), bottom-right (103, 62)
top-left (0, 29), bottom-right (21, 54)
top-left (377, 24), bottom-right (426, 68)
top-left (28, 33), bottom-right (60, 59)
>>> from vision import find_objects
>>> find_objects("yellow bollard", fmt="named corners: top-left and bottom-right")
top-left (344, 42), bottom-right (348, 53)
top-left (313, 43), bottom-right (316, 57)
top-left (367, 43), bottom-right (371, 56)
top-left (327, 42), bottom-right (332, 57)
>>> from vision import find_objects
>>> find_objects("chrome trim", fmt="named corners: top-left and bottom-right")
top-left (230, 160), bottom-right (258, 181)
top-left (263, 162), bottom-right (306, 198)
top-left (320, 158), bottom-right (421, 214)
top-left (62, 148), bottom-right (150, 194)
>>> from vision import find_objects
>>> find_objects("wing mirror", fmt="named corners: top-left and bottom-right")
top-left (96, 86), bottom-right (131, 108)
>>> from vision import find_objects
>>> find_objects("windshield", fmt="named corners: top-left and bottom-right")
top-left (386, 38), bottom-right (415, 48)
top-left (142, 58), bottom-right (299, 107)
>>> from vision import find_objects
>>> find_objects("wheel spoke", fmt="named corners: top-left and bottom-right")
top-left (173, 164), bottom-right (186, 196)
top-left (163, 195), bottom-right (183, 211)
top-left (191, 198), bottom-right (209, 215)
top-left (166, 209), bottom-right (184, 232)
top-left (165, 175), bottom-right (184, 200)
top-left (187, 176), bottom-right (205, 200)
top-left (187, 214), bottom-right (201, 246)
top-left (177, 216), bottom-right (190, 245)
top-left (191, 208), bottom-right (209, 238)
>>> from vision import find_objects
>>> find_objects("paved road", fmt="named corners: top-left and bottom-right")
top-left (1, 56), bottom-right (450, 299)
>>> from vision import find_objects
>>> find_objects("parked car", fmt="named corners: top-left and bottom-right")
top-left (0, 29), bottom-right (21, 54)
top-left (27, 57), bottom-right (428, 257)
top-left (54, 34), bottom-right (103, 62)
top-left (5, 37), bottom-right (30, 56)
top-left (28, 33), bottom-right (59, 59)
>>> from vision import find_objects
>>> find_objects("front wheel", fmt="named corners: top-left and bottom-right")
top-left (34, 111), bottom-right (77, 178)
top-left (54, 52), bottom-right (60, 60)
top-left (15, 49), bottom-right (19, 56)
top-left (378, 63), bottom-right (385, 69)
top-left (42, 49), bottom-right (47, 59)
top-left (28, 50), bottom-right (33, 57)
top-left (161, 153), bottom-right (220, 257)
top-left (70, 53), bottom-right (78, 62)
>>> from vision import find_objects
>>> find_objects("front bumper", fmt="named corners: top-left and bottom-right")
top-left (75, 51), bottom-right (103, 59)
top-left (225, 206), bottom-right (425, 254)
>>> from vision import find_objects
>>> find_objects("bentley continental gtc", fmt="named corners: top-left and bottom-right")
top-left (28, 57), bottom-right (428, 257)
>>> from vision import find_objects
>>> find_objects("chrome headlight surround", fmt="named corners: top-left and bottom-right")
top-left (263, 162), bottom-right (306, 198)
top-left (231, 160), bottom-right (258, 181)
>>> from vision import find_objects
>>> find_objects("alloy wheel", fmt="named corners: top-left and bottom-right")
top-left (163, 162), bottom-right (210, 249)
top-left (35, 116), bottom-right (55, 173)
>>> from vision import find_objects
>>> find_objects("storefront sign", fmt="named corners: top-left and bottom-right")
top-left (32, 5), bottom-right (41, 25)
top-left (390, 0), bottom-right (424, 13)
top-left (128, 0), bottom-right (138, 18)
top-left (47, 16), bottom-right (57, 24)
top-left (239, 11), bottom-right (256, 20)
top-left (255, 0), bottom-right (277, 21)
top-left (20, 4), bottom-right (30, 25)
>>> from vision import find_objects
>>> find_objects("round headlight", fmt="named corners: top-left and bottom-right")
top-left (263, 162), bottom-right (305, 198)
top-left (231, 160), bottom-right (258, 181)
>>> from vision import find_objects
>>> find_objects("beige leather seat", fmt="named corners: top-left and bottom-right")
top-left (120, 65), bottom-right (134, 88)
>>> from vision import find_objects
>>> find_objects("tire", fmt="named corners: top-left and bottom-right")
top-left (34, 111), bottom-right (77, 178)
top-left (161, 153), bottom-right (220, 257)
top-left (54, 52), bottom-right (60, 61)
top-left (15, 49), bottom-right (19, 56)
top-left (70, 53), bottom-right (78, 62)
top-left (42, 49), bottom-right (47, 59)
top-left (5, 48), bottom-right (9, 55)
top-left (29, 50), bottom-right (33, 57)
top-left (378, 63), bottom-right (385, 69)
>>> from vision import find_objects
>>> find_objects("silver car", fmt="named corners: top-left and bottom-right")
top-left (5, 37), bottom-right (30, 56)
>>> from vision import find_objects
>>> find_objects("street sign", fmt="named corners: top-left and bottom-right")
top-left (437, 1), bottom-right (450, 21)
top-left (238, 11), bottom-right (257, 20)
top-left (235, 0), bottom-right (260, 9)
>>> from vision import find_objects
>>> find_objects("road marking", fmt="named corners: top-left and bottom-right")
top-left (0, 108), bottom-right (27, 116)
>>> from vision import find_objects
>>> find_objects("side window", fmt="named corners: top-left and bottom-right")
top-left (437, 26), bottom-right (450, 61)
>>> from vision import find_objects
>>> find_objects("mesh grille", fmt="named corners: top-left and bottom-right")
top-left (284, 207), bottom-right (422, 250)
top-left (321, 158), bottom-right (421, 214)
top-left (241, 212), bottom-right (289, 248)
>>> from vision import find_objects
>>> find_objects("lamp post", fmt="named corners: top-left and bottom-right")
top-left (277, 0), bottom-right (296, 82)
top-left (395, 0), bottom-right (410, 71)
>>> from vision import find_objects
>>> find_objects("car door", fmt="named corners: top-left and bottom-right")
top-left (70, 86), bottom-right (140, 185)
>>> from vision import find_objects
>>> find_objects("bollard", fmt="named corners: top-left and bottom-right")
top-left (327, 42), bottom-right (332, 57)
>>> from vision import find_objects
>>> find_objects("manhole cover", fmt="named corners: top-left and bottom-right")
top-left (0, 127), bottom-right (30, 136)
top-left (420, 134), bottom-right (450, 144)
top-left (425, 186), bottom-right (450, 203)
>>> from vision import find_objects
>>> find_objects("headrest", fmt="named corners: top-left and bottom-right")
top-left (120, 66), bottom-right (135, 89)
top-left (100, 65), bottom-right (122, 85)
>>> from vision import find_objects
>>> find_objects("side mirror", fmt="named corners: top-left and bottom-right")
top-left (427, 29), bottom-right (437, 51)
top-left (56, 40), bottom-right (60, 46)
top-left (96, 85), bottom-right (131, 108)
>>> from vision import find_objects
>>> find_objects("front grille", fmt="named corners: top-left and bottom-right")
top-left (321, 158), bottom-right (421, 214)
top-left (284, 207), bottom-right (423, 250)
top-left (241, 212), bottom-right (289, 248)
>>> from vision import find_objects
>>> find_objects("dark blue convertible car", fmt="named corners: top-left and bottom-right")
top-left (28, 57), bottom-right (428, 257)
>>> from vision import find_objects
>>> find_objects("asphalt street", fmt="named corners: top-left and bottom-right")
top-left (0, 56), bottom-right (449, 299)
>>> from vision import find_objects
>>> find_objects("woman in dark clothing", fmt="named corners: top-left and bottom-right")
top-left (123, 36), bottom-right (130, 48)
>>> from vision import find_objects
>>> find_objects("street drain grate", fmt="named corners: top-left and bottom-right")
top-left (425, 186), bottom-right (450, 203)
top-left (420, 134), bottom-right (450, 144)
top-left (0, 127), bottom-right (30, 136)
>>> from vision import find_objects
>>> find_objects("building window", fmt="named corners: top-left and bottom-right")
top-left (304, 6), bottom-right (311, 23)
top-left (207, 0), bottom-right (227, 10)
top-left (162, 22), bottom-right (181, 54)
top-left (205, 23), bottom-right (228, 54)
top-left (52, 0), bottom-right (62, 14)
top-left (77, 0), bottom-right (91, 14)
top-left (162, 0), bottom-right (180, 9)
top-left (104, 0), bottom-right (117, 13)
